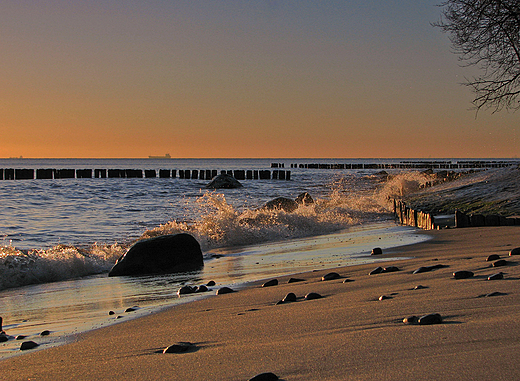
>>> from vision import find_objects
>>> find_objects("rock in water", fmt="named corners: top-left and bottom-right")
top-left (453, 271), bottom-right (474, 279)
top-left (108, 233), bottom-right (203, 276)
top-left (206, 173), bottom-right (243, 189)
top-left (20, 341), bottom-right (39, 351)
top-left (249, 372), bottom-right (279, 381)
top-left (371, 247), bottom-right (383, 255)
top-left (177, 285), bottom-right (196, 296)
top-left (216, 287), bottom-right (234, 295)
top-left (263, 197), bottom-right (299, 213)
top-left (295, 192), bottom-right (314, 205)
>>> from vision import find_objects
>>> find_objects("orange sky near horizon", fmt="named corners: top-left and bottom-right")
top-left (1, 1), bottom-right (518, 159)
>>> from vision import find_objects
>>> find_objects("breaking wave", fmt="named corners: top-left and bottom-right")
top-left (0, 169), bottom-right (439, 291)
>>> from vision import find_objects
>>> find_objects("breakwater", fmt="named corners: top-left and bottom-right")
top-left (0, 168), bottom-right (291, 181)
top-left (393, 199), bottom-right (520, 230)
top-left (278, 160), bottom-right (520, 170)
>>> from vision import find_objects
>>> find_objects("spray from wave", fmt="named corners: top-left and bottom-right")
top-left (0, 170), bottom-right (435, 290)
top-left (140, 171), bottom-right (431, 252)
top-left (0, 243), bottom-right (124, 291)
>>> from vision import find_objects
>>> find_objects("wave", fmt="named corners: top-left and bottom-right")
top-left (0, 243), bottom-right (124, 291)
top-left (0, 170), bottom-right (436, 291)
top-left (139, 171), bottom-right (427, 252)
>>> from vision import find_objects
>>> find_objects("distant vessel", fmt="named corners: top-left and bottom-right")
top-left (148, 153), bottom-right (171, 159)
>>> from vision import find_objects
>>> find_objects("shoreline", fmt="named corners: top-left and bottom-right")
top-left (3, 226), bottom-right (520, 380)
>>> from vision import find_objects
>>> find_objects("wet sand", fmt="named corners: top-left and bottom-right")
top-left (2, 226), bottom-right (520, 380)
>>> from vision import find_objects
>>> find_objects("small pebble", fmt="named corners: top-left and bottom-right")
top-left (108, 311), bottom-right (115, 315)
top-left (369, 266), bottom-right (384, 275)
top-left (177, 285), bottom-right (196, 296)
top-left (216, 287), bottom-right (234, 295)
top-left (383, 266), bottom-right (399, 273)
top-left (20, 341), bottom-right (39, 351)
top-left (15, 335), bottom-right (27, 340)
top-left (418, 313), bottom-right (442, 325)
top-left (196, 285), bottom-right (209, 293)
top-left (206, 280), bottom-right (216, 287)
top-left (40, 330), bottom-right (50, 336)
top-left (453, 270), bottom-right (474, 279)
top-left (487, 272), bottom-right (504, 280)
top-left (486, 291), bottom-right (506, 297)
top-left (249, 372), bottom-right (279, 381)
top-left (403, 316), bottom-right (418, 324)
top-left (493, 259), bottom-right (508, 267)
top-left (371, 247), bottom-right (383, 255)
top-left (414, 285), bottom-right (427, 290)
top-left (262, 279), bottom-right (278, 287)
top-left (0, 335), bottom-right (8, 343)
top-left (163, 342), bottom-right (193, 354)
top-left (379, 295), bottom-right (391, 301)
top-left (509, 247), bottom-right (520, 256)
top-left (343, 278), bottom-right (354, 283)
top-left (322, 272), bottom-right (341, 281)
top-left (282, 293), bottom-right (297, 303)
top-left (486, 254), bottom-right (500, 261)
top-left (125, 307), bottom-right (138, 313)
top-left (304, 292), bottom-right (322, 301)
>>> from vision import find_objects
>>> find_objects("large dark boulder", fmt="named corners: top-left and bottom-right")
top-left (108, 233), bottom-right (204, 277)
top-left (263, 197), bottom-right (299, 212)
top-left (206, 174), bottom-right (243, 189)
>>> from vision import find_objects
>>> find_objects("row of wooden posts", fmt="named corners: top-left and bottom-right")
top-left (279, 161), bottom-right (520, 170)
top-left (393, 199), bottom-right (520, 230)
top-left (0, 168), bottom-right (291, 181)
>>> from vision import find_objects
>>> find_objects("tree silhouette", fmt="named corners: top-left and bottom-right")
top-left (434, 0), bottom-right (520, 112)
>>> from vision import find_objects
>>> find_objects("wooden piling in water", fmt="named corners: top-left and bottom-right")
top-left (1, 168), bottom-right (291, 181)
top-left (76, 169), bottom-right (92, 178)
top-left (144, 170), bottom-right (156, 178)
top-left (54, 169), bottom-right (75, 179)
top-left (159, 169), bottom-right (170, 178)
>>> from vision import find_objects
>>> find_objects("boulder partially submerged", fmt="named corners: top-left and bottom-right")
top-left (262, 192), bottom-right (314, 213)
top-left (108, 233), bottom-right (204, 277)
top-left (206, 174), bottom-right (243, 189)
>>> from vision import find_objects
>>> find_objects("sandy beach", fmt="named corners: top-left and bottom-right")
top-left (2, 226), bottom-right (520, 380)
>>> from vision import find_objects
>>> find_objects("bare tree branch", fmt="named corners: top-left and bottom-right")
top-left (433, 0), bottom-right (520, 113)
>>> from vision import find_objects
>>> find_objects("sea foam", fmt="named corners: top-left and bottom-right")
top-left (0, 169), bottom-right (439, 290)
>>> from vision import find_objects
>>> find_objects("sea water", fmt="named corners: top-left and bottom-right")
top-left (1, 158), bottom-right (509, 359)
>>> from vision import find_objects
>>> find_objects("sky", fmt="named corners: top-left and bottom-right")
top-left (1, 0), bottom-right (518, 159)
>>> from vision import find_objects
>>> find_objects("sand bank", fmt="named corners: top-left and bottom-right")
top-left (2, 226), bottom-right (520, 380)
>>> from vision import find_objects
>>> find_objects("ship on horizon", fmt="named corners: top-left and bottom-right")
top-left (148, 153), bottom-right (172, 159)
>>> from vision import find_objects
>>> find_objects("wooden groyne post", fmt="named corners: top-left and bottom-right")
top-left (393, 199), bottom-right (520, 230)
top-left (0, 168), bottom-right (291, 181)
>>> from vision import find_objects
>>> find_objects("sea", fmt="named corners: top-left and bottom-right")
top-left (0, 157), bottom-right (515, 359)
